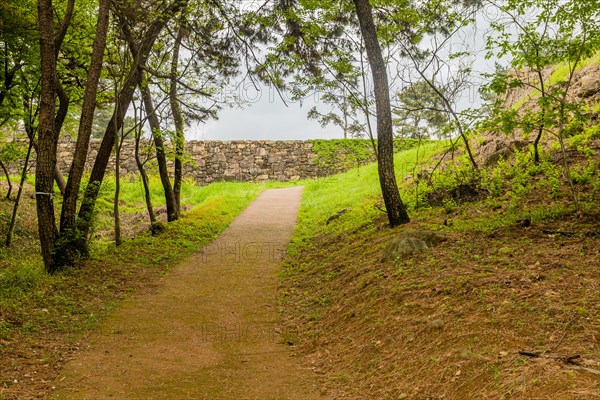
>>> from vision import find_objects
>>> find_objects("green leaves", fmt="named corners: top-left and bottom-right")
top-left (485, 0), bottom-right (600, 138)
top-left (393, 80), bottom-right (450, 139)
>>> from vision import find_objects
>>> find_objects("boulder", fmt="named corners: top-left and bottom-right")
top-left (485, 147), bottom-right (514, 166)
top-left (381, 230), bottom-right (447, 262)
top-left (580, 75), bottom-right (600, 97)
top-left (381, 238), bottom-right (429, 262)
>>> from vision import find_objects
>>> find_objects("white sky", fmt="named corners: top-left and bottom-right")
top-left (190, 84), bottom-right (341, 140)
top-left (186, 4), bottom-right (502, 141)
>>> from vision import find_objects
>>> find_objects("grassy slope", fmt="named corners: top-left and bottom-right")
top-left (281, 143), bottom-right (600, 399)
top-left (0, 179), bottom-right (273, 399)
top-left (289, 141), bottom-right (447, 255)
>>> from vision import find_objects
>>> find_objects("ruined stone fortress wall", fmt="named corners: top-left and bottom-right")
top-left (52, 139), bottom-right (355, 184)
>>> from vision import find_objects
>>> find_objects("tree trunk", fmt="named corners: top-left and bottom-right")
top-left (54, 0), bottom-right (75, 58)
top-left (0, 159), bottom-right (12, 200)
top-left (343, 103), bottom-right (348, 139)
top-left (359, 46), bottom-right (378, 157)
top-left (533, 60), bottom-right (546, 164)
top-left (114, 133), bottom-right (122, 246)
top-left (6, 135), bottom-right (33, 247)
top-left (0, 42), bottom-right (19, 108)
top-left (7, 103), bottom-right (37, 247)
top-left (412, 67), bottom-right (478, 170)
top-left (353, 0), bottom-right (409, 226)
top-left (140, 79), bottom-right (178, 222)
top-left (54, 165), bottom-right (66, 195)
top-left (26, 130), bottom-right (67, 195)
top-left (60, 0), bottom-right (110, 238)
top-left (36, 0), bottom-right (60, 272)
top-left (51, 1), bottom-right (74, 192)
top-left (169, 21), bottom-right (185, 215)
top-left (134, 125), bottom-right (157, 230)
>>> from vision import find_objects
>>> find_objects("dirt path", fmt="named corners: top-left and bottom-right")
top-left (48, 187), bottom-right (323, 400)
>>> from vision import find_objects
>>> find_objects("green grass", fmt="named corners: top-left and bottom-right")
top-left (278, 135), bottom-right (600, 399)
top-left (92, 180), bottom-right (272, 259)
top-left (83, 175), bottom-right (294, 236)
top-left (288, 141), bottom-right (448, 254)
top-left (0, 173), bottom-right (302, 397)
top-left (94, 175), bottom-right (253, 215)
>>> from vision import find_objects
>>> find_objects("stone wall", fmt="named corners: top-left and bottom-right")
top-left (10, 138), bottom-right (429, 184)
top-left (51, 139), bottom-right (358, 184)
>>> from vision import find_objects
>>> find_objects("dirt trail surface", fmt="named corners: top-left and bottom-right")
top-left (48, 187), bottom-right (323, 400)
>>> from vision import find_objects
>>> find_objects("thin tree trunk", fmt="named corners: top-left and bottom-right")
top-left (53, 83), bottom-right (69, 141)
top-left (36, 0), bottom-right (59, 272)
top-left (134, 125), bottom-right (157, 229)
top-left (353, 0), bottom-right (409, 226)
top-left (407, 59), bottom-right (478, 170)
top-left (76, 68), bottom-right (142, 252)
top-left (0, 42), bottom-right (20, 109)
top-left (0, 159), bottom-right (12, 200)
top-left (54, 0), bottom-right (75, 58)
top-left (140, 79), bottom-right (177, 222)
top-left (557, 120), bottom-right (578, 209)
top-left (343, 104), bottom-right (348, 139)
top-left (533, 123), bottom-right (544, 163)
top-left (54, 165), bottom-right (66, 195)
top-left (50, 1), bottom-right (74, 199)
top-left (556, 46), bottom-right (584, 209)
top-left (359, 46), bottom-right (377, 156)
top-left (6, 136), bottom-right (33, 247)
top-left (169, 21), bottom-right (185, 215)
top-left (114, 133), bottom-right (122, 246)
top-left (533, 58), bottom-right (546, 164)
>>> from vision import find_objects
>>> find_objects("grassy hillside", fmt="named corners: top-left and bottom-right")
top-left (289, 141), bottom-right (447, 254)
top-left (280, 140), bottom-right (600, 399)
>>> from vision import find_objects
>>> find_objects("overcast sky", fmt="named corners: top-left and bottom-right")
top-left (185, 5), bottom-right (501, 142)
top-left (190, 84), bottom-right (341, 140)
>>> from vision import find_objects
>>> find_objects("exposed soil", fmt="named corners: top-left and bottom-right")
top-left (47, 187), bottom-right (323, 400)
